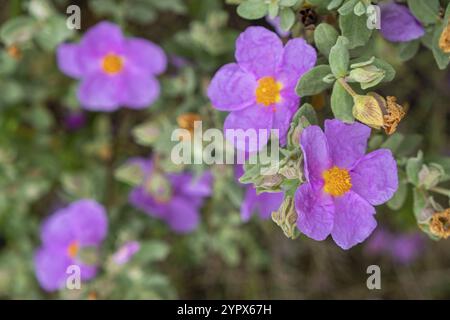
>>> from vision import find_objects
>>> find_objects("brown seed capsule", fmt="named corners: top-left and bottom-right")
top-left (176, 112), bottom-right (202, 140)
top-left (382, 96), bottom-right (406, 135)
top-left (298, 8), bottom-right (318, 28)
top-left (439, 21), bottom-right (450, 53)
top-left (429, 209), bottom-right (450, 239)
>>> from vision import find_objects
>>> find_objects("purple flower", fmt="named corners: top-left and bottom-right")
top-left (380, 2), bottom-right (425, 42)
top-left (57, 21), bottom-right (167, 111)
top-left (64, 110), bottom-right (86, 131)
top-left (266, 16), bottom-right (290, 38)
top-left (112, 241), bottom-right (140, 265)
top-left (128, 158), bottom-right (213, 233)
top-left (34, 199), bottom-right (108, 292)
top-left (207, 27), bottom-right (316, 152)
top-left (294, 119), bottom-right (398, 249)
top-left (235, 165), bottom-right (283, 221)
top-left (365, 229), bottom-right (425, 264)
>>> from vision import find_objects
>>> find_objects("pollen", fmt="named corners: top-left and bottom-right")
top-left (255, 76), bottom-right (282, 107)
top-left (101, 53), bottom-right (124, 75)
top-left (67, 240), bottom-right (79, 259)
top-left (323, 166), bottom-right (352, 197)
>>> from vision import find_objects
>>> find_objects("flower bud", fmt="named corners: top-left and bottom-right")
top-left (418, 164), bottom-right (444, 189)
top-left (348, 65), bottom-right (385, 89)
top-left (272, 196), bottom-right (300, 239)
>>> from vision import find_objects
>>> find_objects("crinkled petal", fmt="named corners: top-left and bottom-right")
top-left (77, 72), bottom-right (122, 111)
top-left (235, 26), bottom-right (283, 78)
top-left (68, 199), bottom-right (108, 247)
top-left (300, 125), bottom-right (332, 187)
top-left (272, 98), bottom-right (299, 146)
top-left (350, 149), bottom-right (398, 206)
top-left (165, 197), bottom-right (200, 233)
top-left (124, 38), bottom-right (167, 75)
top-left (208, 63), bottom-right (257, 111)
top-left (324, 119), bottom-right (371, 169)
top-left (295, 183), bottom-right (334, 241)
top-left (224, 104), bottom-right (273, 153)
top-left (380, 2), bottom-right (425, 42)
top-left (34, 247), bottom-right (72, 292)
top-left (331, 191), bottom-right (376, 250)
top-left (174, 171), bottom-right (213, 198)
top-left (121, 72), bottom-right (160, 109)
top-left (57, 43), bottom-right (83, 78)
top-left (279, 38), bottom-right (317, 79)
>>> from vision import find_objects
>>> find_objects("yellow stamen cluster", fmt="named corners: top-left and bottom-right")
top-left (101, 53), bottom-right (124, 75)
top-left (323, 166), bottom-right (352, 197)
top-left (67, 241), bottom-right (79, 259)
top-left (255, 76), bottom-right (282, 107)
top-left (429, 209), bottom-right (450, 239)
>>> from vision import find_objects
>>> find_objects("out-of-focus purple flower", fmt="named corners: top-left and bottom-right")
top-left (170, 55), bottom-right (189, 69)
top-left (365, 229), bottom-right (425, 264)
top-left (34, 199), bottom-right (108, 292)
top-left (235, 165), bottom-right (283, 221)
top-left (207, 27), bottom-right (316, 152)
top-left (64, 110), bottom-right (86, 131)
top-left (380, 2), bottom-right (425, 42)
top-left (112, 241), bottom-right (140, 265)
top-left (266, 16), bottom-right (290, 38)
top-left (57, 21), bottom-right (167, 111)
top-left (128, 158), bottom-right (213, 233)
top-left (294, 119), bottom-right (398, 250)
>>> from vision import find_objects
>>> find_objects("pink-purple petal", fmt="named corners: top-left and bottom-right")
top-left (350, 149), bottom-right (398, 206)
top-left (41, 210), bottom-right (76, 249)
top-left (125, 38), bottom-right (167, 75)
top-left (34, 248), bottom-right (72, 292)
top-left (380, 2), bottom-right (425, 43)
top-left (77, 72), bottom-right (123, 111)
top-left (324, 119), bottom-right (371, 169)
top-left (79, 21), bottom-right (125, 58)
top-left (224, 104), bottom-right (273, 153)
top-left (69, 199), bottom-right (108, 247)
top-left (331, 191), bottom-right (376, 250)
top-left (208, 63), bottom-right (257, 111)
top-left (272, 98), bottom-right (299, 146)
top-left (57, 43), bottom-right (83, 78)
top-left (166, 197), bottom-right (200, 233)
top-left (300, 125), bottom-right (331, 187)
top-left (235, 26), bottom-right (283, 78)
top-left (295, 183), bottom-right (334, 241)
top-left (121, 72), bottom-right (160, 109)
top-left (279, 38), bottom-right (317, 78)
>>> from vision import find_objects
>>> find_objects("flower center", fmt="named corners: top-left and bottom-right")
top-left (67, 240), bottom-right (79, 259)
top-left (255, 76), bottom-right (282, 106)
top-left (323, 166), bottom-right (352, 197)
top-left (101, 53), bottom-right (124, 75)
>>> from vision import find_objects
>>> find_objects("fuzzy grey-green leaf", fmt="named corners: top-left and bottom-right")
top-left (295, 65), bottom-right (333, 96)
top-left (314, 23), bottom-right (339, 57)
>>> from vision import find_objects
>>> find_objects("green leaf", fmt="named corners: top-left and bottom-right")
top-left (295, 65), bottom-right (333, 96)
top-left (338, 0), bottom-right (359, 15)
top-left (339, 12), bottom-right (372, 49)
top-left (406, 151), bottom-right (424, 186)
top-left (35, 16), bottom-right (74, 51)
top-left (268, 2), bottom-right (279, 18)
top-left (432, 23), bottom-right (450, 69)
top-left (279, 0), bottom-right (298, 7)
top-left (314, 23), bottom-right (339, 57)
top-left (350, 57), bottom-right (395, 82)
top-left (398, 40), bottom-right (420, 61)
top-left (407, 0), bottom-right (440, 25)
top-left (330, 80), bottom-right (354, 122)
top-left (237, 0), bottom-right (267, 20)
top-left (0, 16), bottom-right (37, 45)
top-left (353, 1), bottom-right (366, 16)
top-left (327, 0), bottom-right (344, 10)
top-left (279, 7), bottom-right (296, 31)
top-left (387, 176), bottom-right (408, 210)
top-left (135, 241), bottom-right (170, 263)
top-left (329, 36), bottom-right (349, 77)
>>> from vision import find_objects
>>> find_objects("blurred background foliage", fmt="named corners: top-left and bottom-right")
top-left (0, 0), bottom-right (449, 299)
